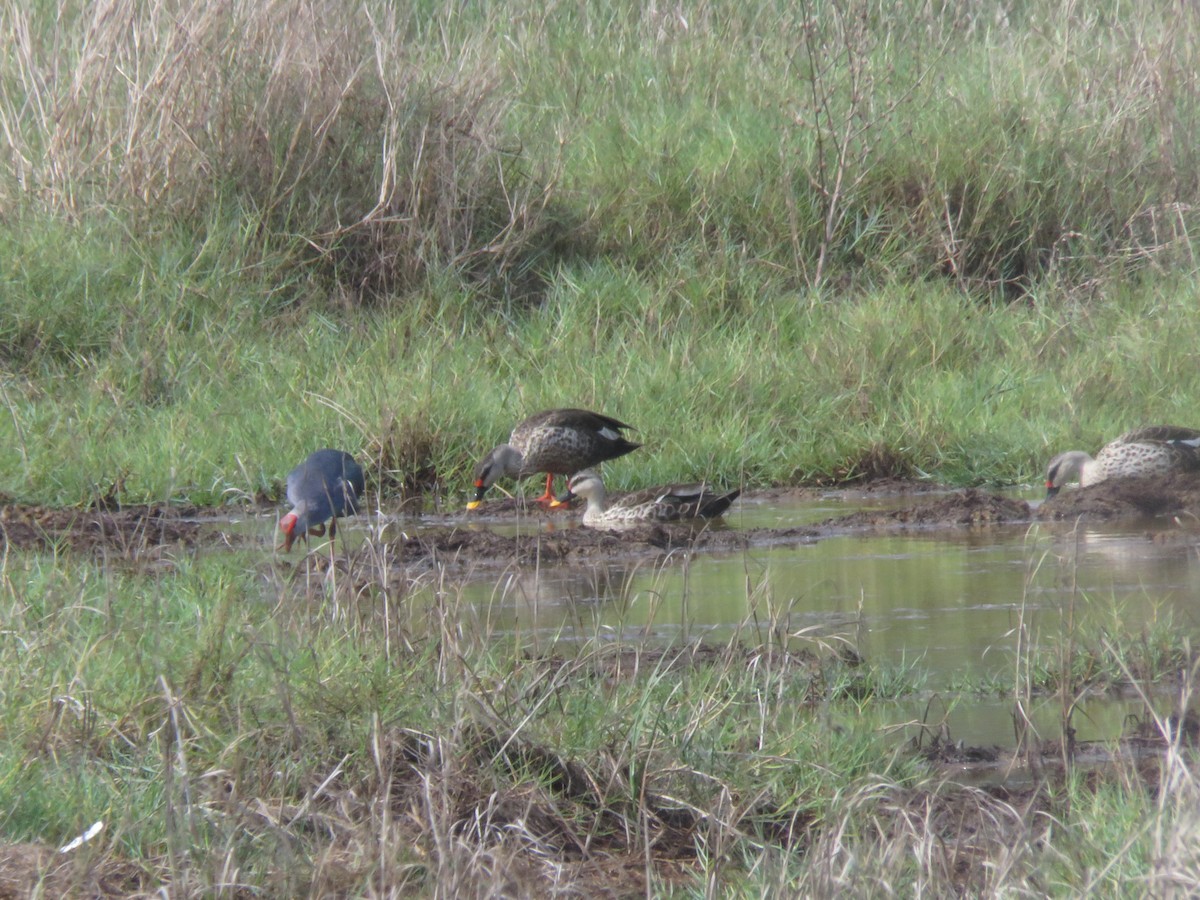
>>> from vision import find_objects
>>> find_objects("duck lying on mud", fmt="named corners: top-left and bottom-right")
top-left (561, 470), bottom-right (740, 528)
top-left (1044, 426), bottom-right (1200, 498)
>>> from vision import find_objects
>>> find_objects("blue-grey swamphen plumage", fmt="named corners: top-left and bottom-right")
top-left (278, 448), bottom-right (365, 552)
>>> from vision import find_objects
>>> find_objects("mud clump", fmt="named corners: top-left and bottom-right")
top-left (0, 504), bottom-right (202, 555)
top-left (1037, 471), bottom-right (1200, 522)
top-left (823, 489), bottom-right (1032, 529)
top-left (391, 524), bottom-right (632, 567)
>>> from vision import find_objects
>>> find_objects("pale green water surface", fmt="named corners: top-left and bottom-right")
top-left (455, 497), bottom-right (1199, 677)
top-left (255, 489), bottom-right (1199, 750)
top-left (443, 491), bottom-right (1200, 749)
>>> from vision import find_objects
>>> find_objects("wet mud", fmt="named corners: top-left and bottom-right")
top-left (377, 519), bottom-right (820, 573)
top-left (335, 474), bottom-right (1199, 571)
top-left (1035, 470), bottom-right (1200, 522)
top-left (6, 472), bottom-right (1200, 560)
top-left (0, 503), bottom-right (206, 557)
top-left (826, 488), bottom-right (1031, 528)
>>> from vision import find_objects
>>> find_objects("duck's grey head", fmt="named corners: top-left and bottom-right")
top-left (467, 444), bottom-right (523, 510)
top-left (1044, 450), bottom-right (1090, 499)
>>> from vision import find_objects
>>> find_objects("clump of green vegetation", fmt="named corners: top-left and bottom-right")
top-left (1031, 610), bottom-right (1198, 694)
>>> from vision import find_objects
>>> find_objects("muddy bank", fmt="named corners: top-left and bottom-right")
top-left (7, 472), bottom-right (1200, 560)
top-left (0, 503), bottom-right (206, 556)
top-left (372, 487), bottom-right (1031, 571)
top-left (807, 471), bottom-right (1200, 529)
top-left (1036, 470), bottom-right (1200, 522)
top-left (823, 488), bottom-right (1031, 528)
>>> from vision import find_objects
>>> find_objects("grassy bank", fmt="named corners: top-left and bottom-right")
top-left (3, 257), bottom-right (1199, 507)
top-left (0, 547), bottom-right (1197, 895)
top-left (1, 0), bottom-right (1198, 506)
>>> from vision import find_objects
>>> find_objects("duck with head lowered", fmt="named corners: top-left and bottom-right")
top-left (467, 408), bottom-right (640, 510)
top-left (1044, 426), bottom-right (1200, 498)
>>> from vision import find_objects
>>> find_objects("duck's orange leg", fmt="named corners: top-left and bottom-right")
top-left (533, 472), bottom-right (557, 507)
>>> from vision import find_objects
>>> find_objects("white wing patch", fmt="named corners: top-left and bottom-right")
top-left (60, 821), bottom-right (104, 854)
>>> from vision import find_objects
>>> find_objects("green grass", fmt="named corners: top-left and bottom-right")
top-left (0, 0), bottom-right (1199, 505)
top-left (1026, 599), bottom-right (1199, 693)
top-left (2, 535), bottom-right (1200, 897)
top-left (4, 254), bottom-right (1200, 505)
top-left (1, 535), bottom-right (1198, 893)
top-left (0, 548), bottom-right (925, 892)
top-left (3, 0), bottom-right (1200, 893)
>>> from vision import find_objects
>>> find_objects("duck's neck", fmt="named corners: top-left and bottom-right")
top-left (580, 485), bottom-right (608, 519)
top-left (492, 444), bottom-right (525, 478)
top-left (1077, 453), bottom-right (1104, 486)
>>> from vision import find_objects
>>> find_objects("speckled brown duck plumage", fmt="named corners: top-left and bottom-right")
top-left (1045, 426), bottom-right (1200, 498)
top-left (562, 470), bottom-right (740, 527)
top-left (468, 409), bottom-right (641, 510)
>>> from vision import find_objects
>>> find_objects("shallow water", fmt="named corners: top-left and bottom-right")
top-left (455, 496), bottom-right (1196, 666)
top-left (244, 488), bottom-right (1198, 750)
top-left (437, 490), bottom-right (1200, 749)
